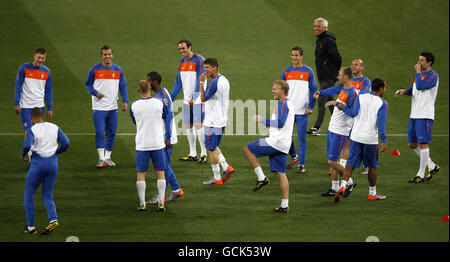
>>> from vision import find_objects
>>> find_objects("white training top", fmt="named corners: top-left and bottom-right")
top-left (203, 75), bottom-right (230, 128)
top-left (265, 99), bottom-right (295, 154)
top-left (30, 122), bottom-right (59, 158)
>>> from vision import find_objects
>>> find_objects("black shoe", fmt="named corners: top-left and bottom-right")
top-left (408, 175), bottom-right (425, 183)
top-left (320, 188), bottom-right (337, 197)
top-left (198, 155), bottom-right (207, 164)
top-left (307, 127), bottom-right (320, 136)
top-left (180, 155), bottom-right (198, 161)
top-left (253, 178), bottom-right (270, 192)
top-left (425, 165), bottom-right (440, 181)
top-left (23, 226), bottom-right (37, 235)
top-left (274, 206), bottom-right (289, 213)
top-left (343, 182), bottom-right (356, 198)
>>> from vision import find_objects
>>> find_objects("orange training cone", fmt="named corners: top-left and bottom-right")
top-left (440, 215), bottom-right (449, 221)
top-left (390, 149), bottom-right (401, 156)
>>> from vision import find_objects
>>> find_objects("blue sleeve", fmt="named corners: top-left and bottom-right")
top-left (377, 100), bottom-right (388, 143)
top-left (21, 128), bottom-right (34, 156)
top-left (14, 65), bottom-right (25, 106)
top-left (129, 102), bottom-right (136, 125)
top-left (415, 72), bottom-right (438, 90)
top-left (360, 79), bottom-right (371, 94)
top-left (162, 101), bottom-right (172, 142)
top-left (281, 70), bottom-right (286, 81)
top-left (119, 69), bottom-right (128, 104)
top-left (45, 71), bottom-right (53, 111)
top-left (340, 95), bottom-right (360, 118)
top-left (85, 68), bottom-right (98, 97)
top-left (307, 71), bottom-right (317, 109)
top-left (171, 70), bottom-right (183, 101)
top-left (319, 85), bottom-right (342, 97)
top-left (261, 100), bottom-right (289, 128)
top-left (404, 87), bottom-right (413, 96)
top-left (202, 80), bottom-right (218, 101)
top-left (56, 128), bottom-right (70, 154)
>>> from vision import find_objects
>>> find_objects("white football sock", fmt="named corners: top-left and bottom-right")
top-left (369, 186), bottom-right (376, 196)
top-left (186, 128), bottom-right (197, 157)
top-left (347, 177), bottom-right (353, 186)
top-left (105, 150), bottom-right (112, 160)
top-left (339, 159), bottom-right (347, 168)
top-left (414, 147), bottom-right (436, 170)
top-left (340, 180), bottom-right (347, 189)
top-left (418, 149), bottom-right (429, 178)
top-left (196, 128), bottom-right (207, 156)
top-left (157, 179), bottom-right (166, 205)
top-left (332, 180), bottom-right (340, 191)
top-left (211, 164), bottom-right (221, 181)
top-left (281, 199), bottom-right (289, 208)
top-left (218, 153), bottom-right (229, 170)
top-left (254, 166), bottom-right (265, 181)
top-left (97, 148), bottom-right (105, 161)
top-left (136, 181), bottom-right (146, 207)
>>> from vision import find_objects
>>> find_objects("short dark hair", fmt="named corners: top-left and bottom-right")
top-left (204, 58), bottom-right (219, 69)
top-left (101, 45), bottom-right (112, 54)
top-left (342, 67), bottom-right (352, 79)
top-left (177, 39), bottom-right (192, 48)
top-left (31, 107), bottom-right (44, 119)
top-left (371, 78), bottom-right (386, 92)
top-left (291, 46), bottom-right (304, 56)
top-left (34, 48), bottom-right (46, 55)
top-left (147, 71), bottom-right (162, 84)
top-left (420, 51), bottom-right (435, 66)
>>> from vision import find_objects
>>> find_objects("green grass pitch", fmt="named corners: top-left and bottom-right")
top-left (0, 0), bottom-right (448, 243)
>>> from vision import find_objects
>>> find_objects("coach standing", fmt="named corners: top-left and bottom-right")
top-left (309, 18), bottom-right (342, 136)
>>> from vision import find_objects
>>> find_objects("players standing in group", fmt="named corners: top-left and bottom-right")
top-left (314, 68), bottom-right (357, 198)
top-left (333, 78), bottom-right (389, 202)
top-left (171, 39), bottom-right (208, 163)
top-left (199, 58), bottom-right (234, 185)
top-left (395, 52), bottom-right (440, 183)
top-left (281, 46), bottom-right (317, 174)
top-left (22, 108), bottom-right (70, 235)
top-left (244, 80), bottom-right (295, 213)
top-left (130, 80), bottom-right (171, 212)
top-left (145, 72), bottom-right (184, 204)
top-left (15, 48), bottom-right (53, 160)
top-left (85, 45), bottom-right (128, 168)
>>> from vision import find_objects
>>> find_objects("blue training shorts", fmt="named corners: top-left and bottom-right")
top-left (408, 118), bottom-right (433, 144)
top-left (204, 126), bottom-right (225, 151)
top-left (326, 131), bottom-right (349, 161)
top-left (136, 149), bottom-right (166, 172)
top-left (347, 140), bottom-right (379, 169)
top-left (20, 107), bottom-right (45, 130)
top-left (182, 103), bottom-right (204, 125)
top-left (247, 138), bottom-right (287, 173)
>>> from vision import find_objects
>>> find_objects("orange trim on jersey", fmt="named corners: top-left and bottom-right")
top-left (428, 71), bottom-right (436, 82)
top-left (279, 99), bottom-right (287, 119)
top-left (94, 70), bottom-right (121, 80)
top-left (352, 80), bottom-right (364, 90)
top-left (284, 71), bottom-right (310, 81)
top-left (337, 90), bottom-right (349, 103)
top-left (180, 62), bottom-right (197, 72)
top-left (25, 69), bottom-right (49, 80)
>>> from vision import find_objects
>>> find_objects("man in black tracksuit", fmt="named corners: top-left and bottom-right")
top-left (309, 18), bottom-right (342, 135)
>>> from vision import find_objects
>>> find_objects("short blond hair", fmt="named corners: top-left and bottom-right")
top-left (139, 79), bottom-right (150, 93)
top-left (273, 80), bottom-right (289, 96)
top-left (314, 17), bottom-right (328, 28)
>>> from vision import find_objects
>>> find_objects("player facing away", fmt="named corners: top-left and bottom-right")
top-left (351, 58), bottom-right (372, 175)
top-left (145, 72), bottom-right (184, 204)
top-left (130, 80), bottom-right (171, 212)
top-left (281, 46), bottom-right (317, 174)
top-left (333, 78), bottom-right (388, 202)
top-left (171, 39), bottom-right (208, 163)
top-left (85, 45), bottom-right (128, 168)
top-left (314, 68), bottom-right (357, 198)
top-left (199, 58), bottom-right (234, 185)
top-left (244, 80), bottom-right (295, 213)
top-left (395, 52), bottom-right (440, 183)
top-left (22, 108), bottom-right (70, 235)
top-left (15, 48), bottom-right (53, 160)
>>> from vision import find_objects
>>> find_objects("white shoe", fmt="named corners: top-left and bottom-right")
top-left (360, 167), bottom-right (369, 175)
top-left (104, 159), bottom-right (116, 167)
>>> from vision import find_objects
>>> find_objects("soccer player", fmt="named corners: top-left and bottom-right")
top-left (333, 78), bottom-right (388, 202)
top-left (244, 80), bottom-right (295, 213)
top-left (130, 80), bottom-right (171, 212)
top-left (199, 58), bottom-right (234, 185)
top-left (395, 52), bottom-right (440, 183)
top-left (351, 58), bottom-right (372, 175)
top-left (313, 68), bottom-right (357, 197)
top-left (85, 45), bottom-right (128, 168)
top-left (171, 39), bottom-right (208, 163)
top-left (145, 71), bottom-right (184, 204)
top-left (281, 46), bottom-right (317, 174)
top-left (15, 48), bottom-right (53, 160)
top-left (22, 107), bottom-right (70, 235)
